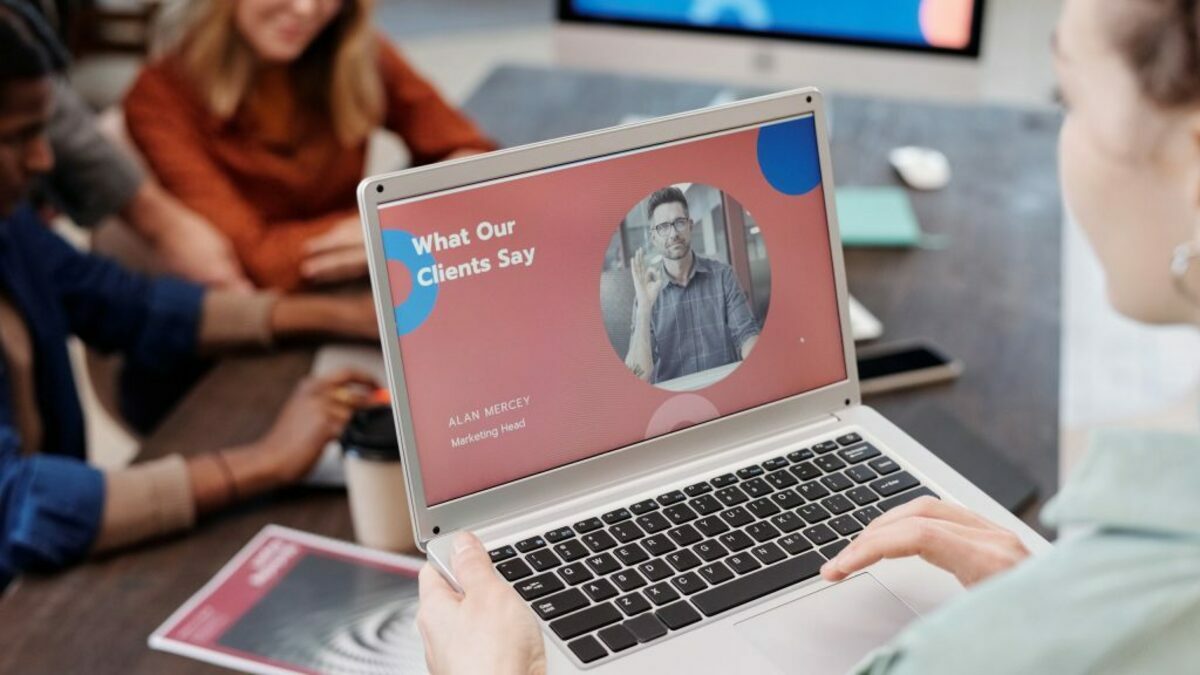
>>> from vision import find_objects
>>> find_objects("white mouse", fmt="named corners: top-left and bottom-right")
top-left (889, 146), bottom-right (951, 191)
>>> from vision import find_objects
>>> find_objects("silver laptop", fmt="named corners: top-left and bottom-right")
top-left (358, 88), bottom-right (1047, 674)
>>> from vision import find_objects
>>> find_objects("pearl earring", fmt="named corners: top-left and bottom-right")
top-left (1170, 241), bottom-right (1200, 305)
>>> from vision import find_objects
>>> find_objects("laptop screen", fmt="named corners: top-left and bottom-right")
top-left (376, 114), bottom-right (847, 506)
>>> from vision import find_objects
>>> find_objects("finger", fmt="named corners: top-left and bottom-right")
top-left (418, 562), bottom-right (462, 627)
top-left (318, 368), bottom-right (379, 391)
top-left (865, 496), bottom-right (999, 534)
top-left (301, 248), bottom-right (368, 282)
top-left (820, 517), bottom-right (992, 581)
top-left (304, 226), bottom-right (360, 255)
top-left (450, 532), bottom-right (503, 593)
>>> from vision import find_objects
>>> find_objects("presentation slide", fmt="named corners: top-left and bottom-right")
top-left (567, 0), bottom-right (978, 51)
top-left (378, 115), bottom-right (846, 505)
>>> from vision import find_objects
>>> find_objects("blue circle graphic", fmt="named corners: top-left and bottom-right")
top-left (382, 230), bottom-right (439, 335)
top-left (756, 116), bottom-right (823, 196)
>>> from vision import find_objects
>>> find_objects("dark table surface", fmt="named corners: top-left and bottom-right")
top-left (0, 65), bottom-right (1062, 673)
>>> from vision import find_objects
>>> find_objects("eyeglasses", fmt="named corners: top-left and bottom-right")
top-left (652, 217), bottom-right (693, 237)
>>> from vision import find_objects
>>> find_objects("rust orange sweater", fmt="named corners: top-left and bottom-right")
top-left (124, 40), bottom-right (494, 291)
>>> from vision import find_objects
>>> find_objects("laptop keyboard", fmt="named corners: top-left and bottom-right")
top-left (488, 432), bottom-right (938, 667)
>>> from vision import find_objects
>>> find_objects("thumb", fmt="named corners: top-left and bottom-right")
top-left (450, 532), bottom-right (500, 593)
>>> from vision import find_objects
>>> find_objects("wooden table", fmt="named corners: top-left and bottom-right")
top-left (0, 65), bottom-right (1062, 673)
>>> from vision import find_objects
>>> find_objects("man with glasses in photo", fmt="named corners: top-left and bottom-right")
top-left (625, 186), bottom-right (760, 385)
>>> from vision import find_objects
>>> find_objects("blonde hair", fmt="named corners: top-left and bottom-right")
top-left (161, 0), bottom-right (384, 146)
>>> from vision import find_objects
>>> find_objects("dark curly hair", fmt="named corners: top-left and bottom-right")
top-left (1111, 0), bottom-right (1200, 106)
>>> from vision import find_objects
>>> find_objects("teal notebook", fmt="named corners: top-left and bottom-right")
top-left (835, 187), bottom-right (923, 247)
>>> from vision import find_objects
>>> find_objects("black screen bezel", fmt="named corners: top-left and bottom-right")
top-left (557, 0), bottom-right (987, 59)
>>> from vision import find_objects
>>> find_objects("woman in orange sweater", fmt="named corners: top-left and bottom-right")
top-left (124, 0), bottom-right (495, 291)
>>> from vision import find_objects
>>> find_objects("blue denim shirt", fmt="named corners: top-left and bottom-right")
top-left (853, 428), bottom-right (1200, 674)
top-left (0, 204), bottom-right (203, 589)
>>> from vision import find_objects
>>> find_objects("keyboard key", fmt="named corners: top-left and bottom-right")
top-left (698, 560), bottom-right (734, 585)
top-left (820, 473), bottom-right (854, 493)
top-left (847, 486), bottom-right (879, 506)
top-left (786, 448), bottom-right (815, 463)
top-left (567, 635), bottom-right (607, 664)
top-left (614, 543), bottom-right (649, 566)
top-left (715, 486), bottom-right (750, 506)
top-left (765, 470), bottom-right (799, 490)
top-left (602, 508), bottom-right (633, 525)
top-left (527, 549), bottom-right (562, 572)
top-left (554, 539), bottom-right (589, 562)
top-left (515, 572), bottom-right (566, 600)
top-left (745, 497), bottom-right (781, 520)
top-left (684, 481), bottom-right (713, 497)
top-left (872, 472), bottom-right (921, 497)
top-left (642, 534), bottom-right (676, 556)
top-left (726, 552), bottom-right (761, 574)
top-left (770, 511), bottom-right (804, 533)
top-left (671, 572), bottom-right (707, 595)
top-left (718, 530), bottom-right (755, 552)
top-left (585, 553), bottom-right (621, 575)
top-left (820, 540), bottom-right (851, 560)
top-left (598, 624), bottom-right (638, 652)
top-left (533, 588), bottom-right (588, 620)
top-left (693, 539), bottom-right (728, 562)
top-left (488, 546), bottom-right (517, 563)
top-left (550, 602), bottom-right (621, 640)
top-left (814, 455), bottom-right (847, 473)
top-left (762, 456), bottom-right (790, 472)
top-left (839, 443), bottom-right (882, 464)
top-left (558, 562), bottom-right (593, 585)
top-left (692, 552), bottom-right (824, 617)
top-left (719, 506), bottom-right (754, 528)
top-left (667, 524), bottom-right (702, 547)
top-left (770, 489), bottom-right (805, 510)
top-left (644, 582), bottom-right (681, 606)
top-left (612, 569), bottom-right (647, 592)
top-left (821, 494), bottom-right (855, 515)
top-left (798, 481), bottom-right (831, 501)
top-left (638, 558), bottom-right (673, 582)
top-left (496, 558), bottom-right (533, 581)
top-left (751, 542), bottom-right (786, 565)
top-left (574, 517), bottom-right (604, 533)
top-left (611, 521), bottom-right (646, 543)
top-left (813, 441), bottom-right (839, 454)
top-left (790, 462), bottom-right (822, 481)
top-left (636, 512), bottom-right (671, 534)
top-left (746, 521), bottom-right (781, 543)
top-left (656, 601), bottom-right (702, 630)
top-left (710, 473), bottom-right (738, 488)
top-left (879, 487), bottom-right (938, 512)
top-left (657, 490), bottom-right (687, 506)
top-left (624, 613), bottom-right (668, 642)
top-left (798, 503), bottom-right (832, 523)
top-left (802, 524), bottom-right (838, 546)
top-left (516, 536), bottom-right (546, 553)
top-left (689, 494), bottom-right (723, 515)
top-left (836, 432), bottom-right (863, 446)
top-left (846, 465), bottom-right (878, 484)
top-left (737, 465), bottom-right (765, 479)
top-left (616, 592), bottom-right (651, 616)
top-left (741, 477), bottom-right (773, 498)
top-left (853, 506), bottom-right (884, 526)
top-left (630, 499), bottom-right (659, 514)
top-left (778, 533), bottom-right (813, 555)
top-left (869, 457), bottom-right (900, 475)
top-left (664, 504), bottom-right (699, 525)
top-left (582, 578), bottom-right (619, 602)
top-left (545, 526), bottom-right (575, 543)
top-left (829, 515), bottom-right (863, 536)
top-left (695, 516), bottom-right (730, 537)
top-left (666, 549), bottom-right (702, 572)
top-left (583, 530), bottom-right (618, 552)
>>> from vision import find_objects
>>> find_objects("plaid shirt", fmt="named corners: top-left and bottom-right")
top-left (634, 255), bottom-right (760, 385)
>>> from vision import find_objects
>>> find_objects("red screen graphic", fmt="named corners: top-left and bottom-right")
top-left (378, 118), bottom-right (847, 505)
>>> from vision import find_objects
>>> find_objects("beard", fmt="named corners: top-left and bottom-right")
top-left (663, 240), bottom-right (690, 261)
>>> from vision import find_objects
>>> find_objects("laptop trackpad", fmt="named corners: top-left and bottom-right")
top-left (734, 574), bottom-right (917, 675)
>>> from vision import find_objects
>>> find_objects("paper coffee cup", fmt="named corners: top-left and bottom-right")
top-left (340, 407), bottom-right (415, 553)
